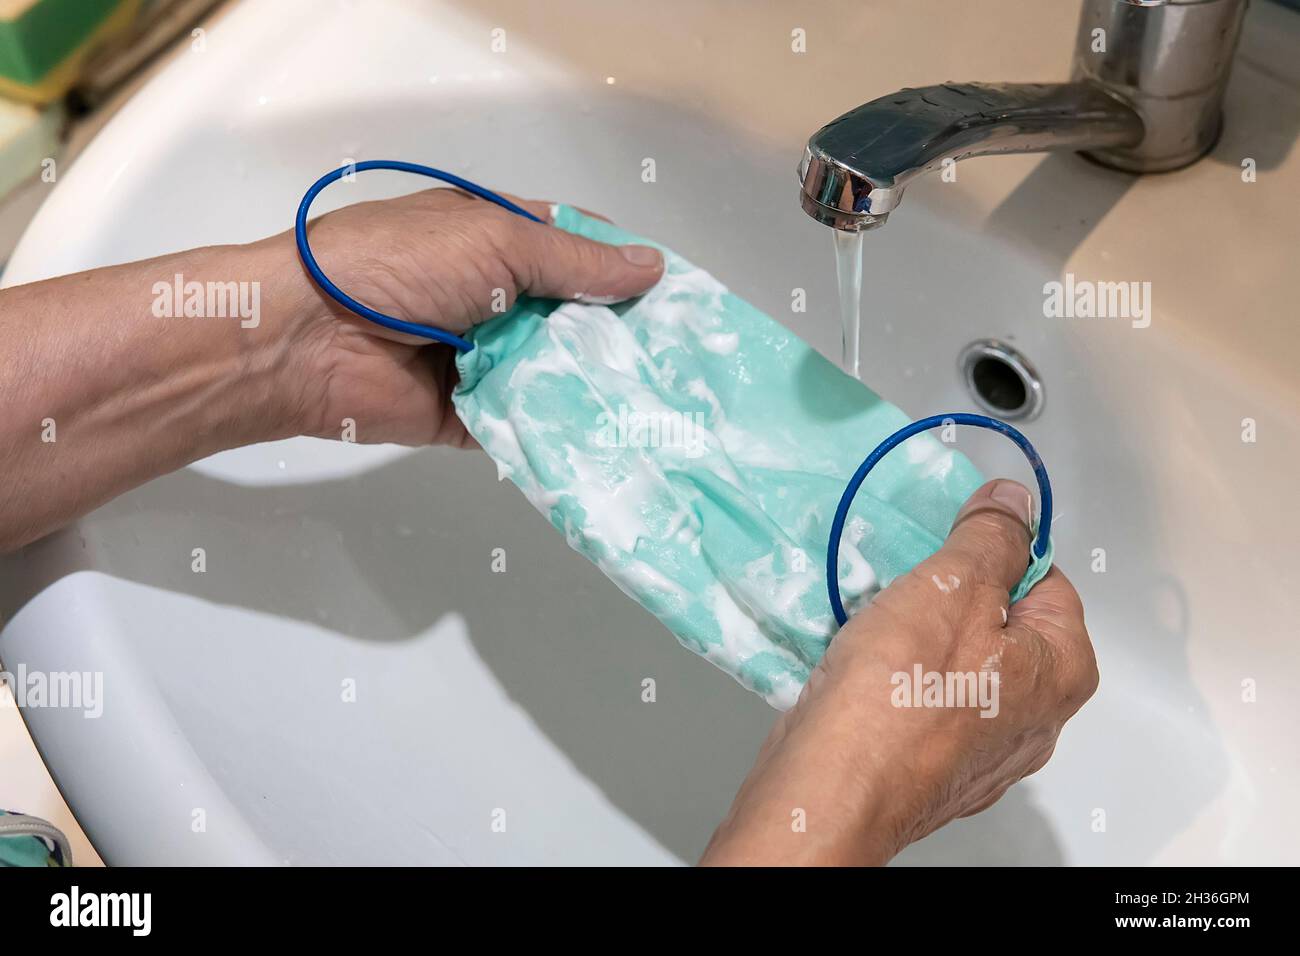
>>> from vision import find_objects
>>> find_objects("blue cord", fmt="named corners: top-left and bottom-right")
top-left (826, 413), bottom-right (1053, 627)
top-left (294, 160), bottom-right (544, 352)
top-left (296, 169), bottom-right (1052, 628)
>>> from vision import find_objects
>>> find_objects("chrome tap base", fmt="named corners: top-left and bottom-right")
top-left (798, 0), bottom-right (1249, 230)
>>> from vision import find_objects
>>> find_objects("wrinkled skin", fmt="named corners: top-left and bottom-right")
top-left (1, 188), bottom-right (1096, 866)
top-left (0, 189), bottom-right (662, 550)
top-left (701, 479), bottom-right (1098, 865)
top-left (286, 189), bottom-right (665, 448)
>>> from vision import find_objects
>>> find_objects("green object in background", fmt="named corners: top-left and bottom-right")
top-left (0, 0), bottom-right (138, 103)
top-left (0, 95), bottom-right (61, 200)
top-left (454, 206), bottom-right (1052, 709)
top-left (0, 810), bottom-right (71, 866)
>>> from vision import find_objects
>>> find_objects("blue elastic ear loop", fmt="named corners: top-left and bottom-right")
top-left (294, 160), bottom-right (544, 352)
top-left (827, 413), bottom-right (1053, 628)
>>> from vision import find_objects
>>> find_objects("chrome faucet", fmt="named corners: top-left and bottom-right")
top-left (798, 0), bottom-right (1249, 231)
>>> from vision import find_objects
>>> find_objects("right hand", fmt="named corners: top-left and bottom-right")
top-left (702, 479), bottom-right (1099, 866)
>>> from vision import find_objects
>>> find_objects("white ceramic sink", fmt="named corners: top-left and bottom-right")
top-left (3, 0), bottom-right (1298, 865)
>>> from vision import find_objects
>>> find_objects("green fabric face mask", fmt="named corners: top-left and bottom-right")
top-left (453, 206), bottom-right (1052, 709)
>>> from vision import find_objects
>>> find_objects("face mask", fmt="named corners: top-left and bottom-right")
top-left (454, 206), bottom-right (1051, 709)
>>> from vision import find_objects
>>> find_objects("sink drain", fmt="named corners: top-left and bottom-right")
top-left (958, 340), bottom-right (1044, 421)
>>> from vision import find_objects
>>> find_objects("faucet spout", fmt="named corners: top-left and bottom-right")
top-left (797, 0), bottom-right (1251, 231)
top-left (798, 81), bottom-right (1144, 231)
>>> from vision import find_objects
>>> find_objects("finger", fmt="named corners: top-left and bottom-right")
top-left (507, 216), bottom-right (664, 303)
top-left (1007, 566), bottom-right (1085, 644)
top-left (1008, 567), bottom-right (1097, 702)
top-left (1021, 741), bottom-right (1058, 779)
top-left (424, 346), bottom-right (482, 450)
top-left (938, 479), bottom-right (1036, 593)
top-left (572, 206), bottom-right (615, 224)
top-left (957, 783), bottom-right (1012, 818)
top-left (488, 193), bottom-right (555, 224)
top-left (412, 187), bottom-right (608, 227)
top-left (420, 188), bottom-right (652, 297)
top-left (491, 193), bottom-right (616, 225)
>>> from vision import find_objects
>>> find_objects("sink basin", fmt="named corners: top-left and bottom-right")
top-left (3, 0), bottom-right (1298, 865)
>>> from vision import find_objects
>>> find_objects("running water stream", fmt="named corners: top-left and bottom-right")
top-left (833, 229), bottom-right (864, 379)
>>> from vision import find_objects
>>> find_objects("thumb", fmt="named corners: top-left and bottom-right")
top-left (510, 216), bottom-right (664, 304)
top-left (939, 479), bottom-right (1036, 594)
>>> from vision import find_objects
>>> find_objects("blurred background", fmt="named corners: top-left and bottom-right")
top-left (1, 0), bottom-right (225, 268)
top-left (2, 0), bottom-right (229, 868)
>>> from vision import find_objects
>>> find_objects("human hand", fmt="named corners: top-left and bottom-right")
top-left (0, 186), bottom-right (661, 551)
top-left (268, 187), bottom-right (664, 446)
top-left (700, 479), bottom-right (1098, 866)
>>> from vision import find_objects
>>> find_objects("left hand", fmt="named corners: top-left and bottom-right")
top-left (273, 187), bottom-right (664, 446)
top-left (0, 186), bottom-right (662, 551)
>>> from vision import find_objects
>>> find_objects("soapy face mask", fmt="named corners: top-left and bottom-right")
top-left (453, 206), bottom-right (1050, 710)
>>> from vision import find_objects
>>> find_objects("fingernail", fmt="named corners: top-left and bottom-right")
top-left (989, 479), bottom-right (1033, 528)
top-left (620, 244), bottom-right (662, 268)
